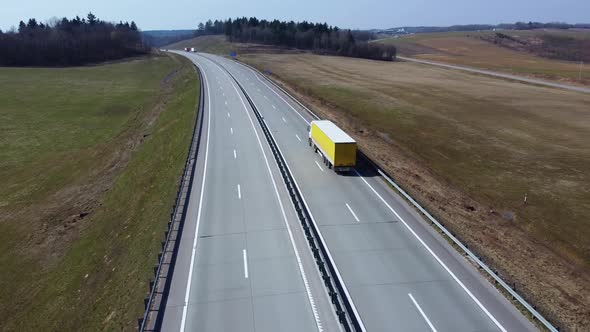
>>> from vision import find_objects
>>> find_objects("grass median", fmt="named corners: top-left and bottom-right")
top-left (0, 53), bottom-right (199, 330)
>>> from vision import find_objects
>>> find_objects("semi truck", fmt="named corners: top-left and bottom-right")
top-left (308, 120), bottom-right (357, 172)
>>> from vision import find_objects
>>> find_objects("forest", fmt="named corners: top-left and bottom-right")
top-left (198, 17), bottom-right (397, 61)
top-left (0, 13), bottom-right (148, 66)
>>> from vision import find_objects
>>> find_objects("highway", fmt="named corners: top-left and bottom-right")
top-left (161, 51), bottom-right (538, 332)
top-left (398, 56), bottom-right (590, 94)
top-left (161, 51), bottom-right (340, 332)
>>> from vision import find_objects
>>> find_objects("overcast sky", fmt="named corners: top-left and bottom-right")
top-left (2, 0), bottom-right (589, 31)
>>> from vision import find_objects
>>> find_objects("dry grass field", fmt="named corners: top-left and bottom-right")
top-left (240, 53), bottom-right (590, 330)
top-left (376, 30), bottom-right (590, 85)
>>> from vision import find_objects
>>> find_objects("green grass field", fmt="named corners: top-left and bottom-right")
top-left (0, 53), bottom-right (199, 330)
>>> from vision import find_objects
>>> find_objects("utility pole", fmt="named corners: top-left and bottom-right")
top-left (580, 61), bottom-right (584, 82)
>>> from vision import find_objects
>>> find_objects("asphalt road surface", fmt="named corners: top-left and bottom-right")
top-left (398, 56), bottom-right (590, 94)
top-left (162, 51), bottom-right (538, 332)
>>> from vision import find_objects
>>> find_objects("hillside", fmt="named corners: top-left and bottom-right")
top-left (376, 30), bottom-right (590, 85)
top-left (166, 35), bottom-right (237, 54)
top-left (165, 34), bottom-right (303, 56)
top-left (0, 54), bottom-right (199, 330)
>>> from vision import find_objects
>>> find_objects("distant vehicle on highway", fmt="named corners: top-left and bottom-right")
top-left (190, 47), bottom-right (196, 52)
top-left (184, 47), bottom-right (190, 51)
top-left (308, 120), bottom-right (357, 172)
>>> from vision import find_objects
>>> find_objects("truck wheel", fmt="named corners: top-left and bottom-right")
top-left (308, 138), bottom-right (312, 146)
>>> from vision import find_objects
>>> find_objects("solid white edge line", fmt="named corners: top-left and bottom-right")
top-left (203, 55), bottom-right (324, 332)
top-left (353, 169), bottom-right (506, 332)
top-left (179, 60), bottom-right (212, 332)
top-left (408, 293), bottom-right (437, 332)
top-left (243, 62), bottom-right (311, 125)
top-left (231, 56), bottom-right (502, 332)
top-left (237, 184), bottom-right (241, 199)
top-left (215, 54), bottom-right (365, 331)
top-left (295, 134), bottom-right (302, 142)
top-left (345, 203), bottom-right (360, 222)
top-left (314, 160), bottom-right (324, 172)
top-left (243, 249), bottom-right (249, 279)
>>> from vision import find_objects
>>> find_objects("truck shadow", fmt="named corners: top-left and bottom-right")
top-left (338, 152), bottom-right (379, 178)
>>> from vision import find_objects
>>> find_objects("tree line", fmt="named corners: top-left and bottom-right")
top-left (0, 13), bottom-right (148, 66)
top-left (197, 17), bottom-right (396, 61)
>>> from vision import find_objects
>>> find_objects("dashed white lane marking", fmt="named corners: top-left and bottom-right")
top-left (354, 169), bottom-right (506, 332)
top-left (251, 70), bottom-right (310, 125)
top-left (233, 149), bottom-right (237, 159)
top-left (225, 100), bottom-right (228, 105)
top-left (237, 184), bottom-right (241, 199)
top-left (264, 95), bottom-right (269, 100)
top-left (272, 104), bottom-right (276, 110)
top-left (243, 249), bottom-right (249, 279)
top-left (205, 56), bottom-right (324, 331)
top-left (230, 127), bottom-right (233, 135)
top-left (295, 134), bottom-right (302, 142)
top-left (409, 293), bottom-right (437, 332)
top-left (227, 112), bottom-right (230, 118)
top-left (345, 203), bottom-right (360, 222)
top-left (282, 117), bottom-right (287, 123)
top-left (314, 160), bottom-right (324, 172)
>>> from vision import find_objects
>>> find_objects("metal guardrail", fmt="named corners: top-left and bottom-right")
top-left (138, 64), bottom-right (206, 332)
top-left (202, 54), bottom-right (364, 332)
top-left (235, 59), bottom-right (559, 332)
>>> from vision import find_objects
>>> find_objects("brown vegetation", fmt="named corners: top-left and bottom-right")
top-left (240, 53), bottom-right (590, 330)
top-left (376, 30), bottom-right (590, 86)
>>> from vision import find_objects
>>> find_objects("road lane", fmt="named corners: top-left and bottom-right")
top-left (161, 52), bottom-right (341, 332)
top-left (207, 54), bottom-right (537, 332)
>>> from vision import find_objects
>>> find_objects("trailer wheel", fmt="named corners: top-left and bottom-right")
top-left (308, 138), bottom-right (312, 146)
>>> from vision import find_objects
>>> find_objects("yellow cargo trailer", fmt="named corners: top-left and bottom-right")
top-left (308, 120), bottom-right (357, 172)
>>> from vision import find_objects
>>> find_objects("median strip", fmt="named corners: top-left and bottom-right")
top-left (202, 54), bottom-right (366, 332)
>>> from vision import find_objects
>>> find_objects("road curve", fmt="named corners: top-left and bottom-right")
top-left (162, 51), bottom-right (538, 332)
top-left (398, 55), bottom-right (590, 94)
top-left (160, 51), bottom-right (341, 332)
